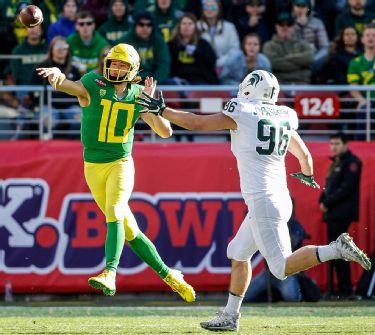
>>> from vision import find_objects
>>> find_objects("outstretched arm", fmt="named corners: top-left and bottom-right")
top-left (288, 130), bottom-right (313, 176)
top-left (288, 130), bottom-right (320, 189)
top-left (137, 92), bottom-right (237, 131)
top-left (36, 67), bottom-right (89, 106)
top-left (163, 107), bottom-right (236, 131)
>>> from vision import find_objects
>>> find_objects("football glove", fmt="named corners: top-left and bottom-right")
top-left (136, 91), bottom-right (166, 116)
top-left (290, 172), bottom-right (320, 189)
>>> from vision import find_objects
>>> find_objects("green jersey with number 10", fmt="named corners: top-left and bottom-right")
top-left (80, 71), bottom-right (144, 163)
top-left (222, 98), bottom-right (299, 197)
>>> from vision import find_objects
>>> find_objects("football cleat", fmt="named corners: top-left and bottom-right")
top-left (335, 233), bottom-right (372, 271)
top-left (163, 269), bottom-right (196, 302)
top-left (88, 269), bottom-right (116, 296)
top-left (200, 310), bottom-right (240, 332)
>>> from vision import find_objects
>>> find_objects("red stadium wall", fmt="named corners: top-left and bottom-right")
top-left (0, 141), bottom-right (374, 294)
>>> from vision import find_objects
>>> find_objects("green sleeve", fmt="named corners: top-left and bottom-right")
top-left (347, 58), bottom-right (360, 84)
top-left (134, 84), bottom-right (145, 113)
top-left (80, 71), bottom-right (98, 96)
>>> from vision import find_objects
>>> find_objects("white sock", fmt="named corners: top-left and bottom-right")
top-left (224, 292), bottom-right (243, 315)
top-left (317, 243), bottom-right (340, 262)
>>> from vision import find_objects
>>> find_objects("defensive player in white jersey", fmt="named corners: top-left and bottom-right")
top-left (137, 70), bottom-right (372, 332)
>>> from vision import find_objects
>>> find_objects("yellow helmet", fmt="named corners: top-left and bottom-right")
top-left (103, 43), bottom-right (140, 83)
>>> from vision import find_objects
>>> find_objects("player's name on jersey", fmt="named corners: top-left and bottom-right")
top-left (253, 105), bottom-right (289, 117)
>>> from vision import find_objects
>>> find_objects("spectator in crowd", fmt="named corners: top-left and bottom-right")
top-left (80, 0), bottom-right (110, 27)
top-left (185, 0), bottom-right (236, 22)
top-left (197, 0), bottom-right (243, 84)
top-left (168, 12), bottom-right (218, 85)
top-left (347, 22), bottom-right (375, 139)
top-left (98, 0), bottom-right (130, 45)
top-left (239, 33), bottom-right (271, 80)
top-left (67, 11), bottom-right (109, 75)
top-left (319, 132), bottom-right (362, 298)
top-left (10, 24), bottom-right (48, 85)
top-left (0, 75), bottom-right (19, 140)
top-left (263, 12), bottom-right (314, 84)
top-left (335, 0), bottom-right (375, 37)
top-left (154, 0), bottom-right (183, 42)
top-left (47, 0), bottom-right (78, 43)
top-left (134, 0), bottom-right (186, 14)
top-left (37, 0), bottom-right (59, 31)
top-left (237, 0), bottom-right (273, 44)
top-left (29, 36), bottom-right (81, 139)
top-left (117, 11), bottom-right (170, 83)
top-left (314, 0), bottom-right (340, 40)
top-left (327, 26), bottom-right (362, 85)
top-left (244, 205), bottom-right (306, 302)
top-left (292, 0), bottom-right (329, 80)
top-left (2, 1), bottom-right (30, 44)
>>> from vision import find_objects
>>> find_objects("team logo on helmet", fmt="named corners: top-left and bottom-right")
top-left (249, 73), bottom-right (263, 87)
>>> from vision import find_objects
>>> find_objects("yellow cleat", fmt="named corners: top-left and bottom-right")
top-left (163, 269), bottom-right (196, 302)
top-left (88, 269), bottom-right (116, 296)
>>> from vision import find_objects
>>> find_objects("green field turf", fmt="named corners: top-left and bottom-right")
top-left (1, 301), bottom-right (375, 335)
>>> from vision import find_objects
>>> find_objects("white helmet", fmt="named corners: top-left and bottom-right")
top-left (237, 70), bottom-right (279, 104)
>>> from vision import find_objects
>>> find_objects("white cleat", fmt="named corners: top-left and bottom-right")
top-left (334, 233), bottom-right (372, 271)
top-left (200, 311), bottom-right (240, 332)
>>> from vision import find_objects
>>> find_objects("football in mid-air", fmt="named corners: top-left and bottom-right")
top-left (18, 5), bottom-right (43, 28)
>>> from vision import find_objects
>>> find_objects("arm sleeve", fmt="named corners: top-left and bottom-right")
top-left (80, 71), bottom-right (96, 95)
top-left (289, 108), bottom-right (299, 130)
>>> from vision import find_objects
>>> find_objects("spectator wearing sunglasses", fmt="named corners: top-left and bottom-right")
top-left (116, 11), bottom-right (170, 84)
top-left (66, 11), bottom-right (109, 75)
top-left (197, 0), bottom-right (243, 84)
top-left (263, 12), bottom-right (314, 84)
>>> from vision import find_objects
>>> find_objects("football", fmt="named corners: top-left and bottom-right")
top-left (18, 5), bottom-right (43, 28)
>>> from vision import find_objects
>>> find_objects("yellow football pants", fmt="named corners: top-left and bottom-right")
top-left (84, 156), bottom-right (140, 241)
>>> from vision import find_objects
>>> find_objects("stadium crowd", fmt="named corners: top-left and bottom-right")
top-left (0, 0), bottom-right (375, 139)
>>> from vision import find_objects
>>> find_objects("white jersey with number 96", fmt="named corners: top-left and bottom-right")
top-left (222, 98), bottom-right (299, 199)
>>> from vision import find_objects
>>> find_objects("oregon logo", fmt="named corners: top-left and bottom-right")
top-left (249, 73), bottom-right (263, 87)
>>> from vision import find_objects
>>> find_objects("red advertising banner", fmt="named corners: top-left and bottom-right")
top-left (0, 141), bottom-right (374, 293)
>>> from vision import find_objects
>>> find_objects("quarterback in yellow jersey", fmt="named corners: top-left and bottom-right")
top-left (36, 43), bottom-right (195, 302)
